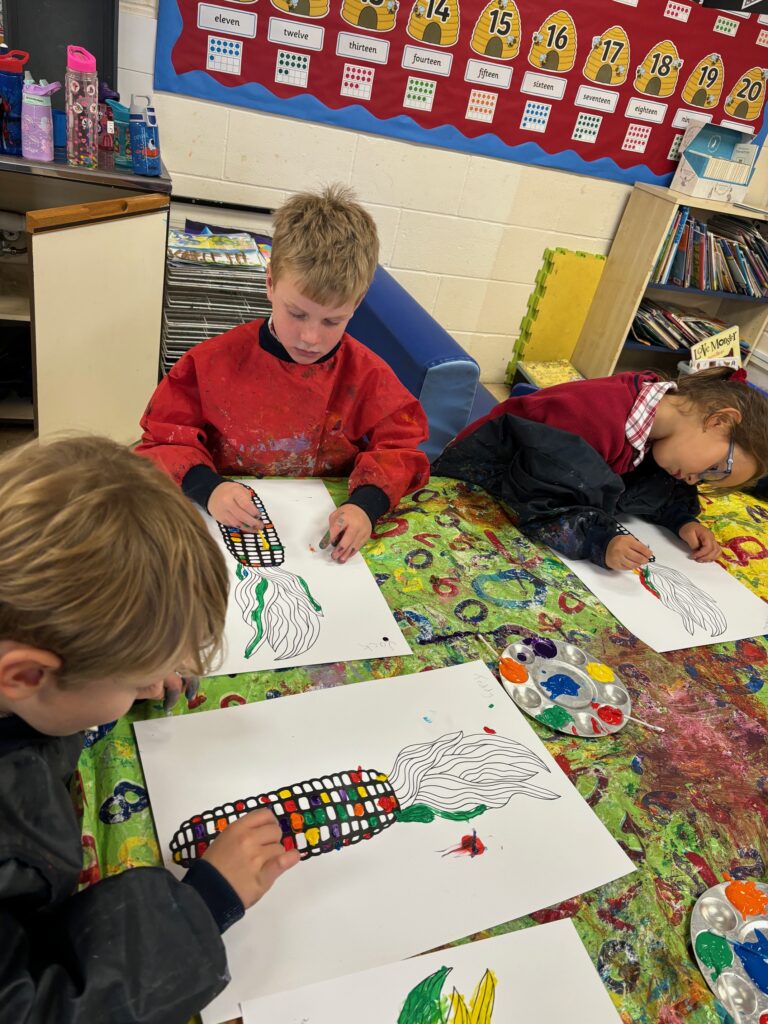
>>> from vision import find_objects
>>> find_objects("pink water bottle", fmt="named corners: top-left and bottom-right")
top-left (65, 45), bottom-right (98, 168)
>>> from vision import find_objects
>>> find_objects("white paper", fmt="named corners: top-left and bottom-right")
top-left (240, 920), bottom-right (622, 1024)
top-left (203, 478), bottom-right (410, 673)
top-left (134, 662), bottom-right (634, 1023)
top-left (556, 516), bottom-right (768, 653)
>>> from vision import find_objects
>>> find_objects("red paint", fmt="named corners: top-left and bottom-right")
top-left (349, 769), bottom-right (363, 784)
top-left (220, 693), bottom-right (246, 708)
top-left (447, 830), bottom-right (486, 858)
top-left (484, 529), bottom-right (517, 563)
top-left (684, 852), bottom-right (718, 889)
top-left (284, 799), bottom-right (297, 813)
top-left (591, 717), bottom-right (602, 734)
top-left (187, 692), bottom-right (207, 709)
top-left (597, 705), bottom-right (624, 726)
top-left (258, 795), bottom-right (270, 804)
top-left (378, 795), bottom-right (397, 812)
top-left (483, 725), bottom-right (497, 734)
top-left (191, 815), bottom-right (202, 823)
top-left (558, 591), bottom-right (585, 615)
top-left (414, 532), bottom-right (439, 547)
top-left (235, 800), bottom-right (246, 811)
top-left (431, 575), bottom-right (460, 597)
top-left (531, 897), bottom-right (581, 923)
top-left (282, 835), bottom-right (296, 851)
top-left (371, 517), bottom-right (409, 539)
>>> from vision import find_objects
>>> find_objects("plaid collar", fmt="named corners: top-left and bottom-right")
top-left (625, 380), bottom-right (677, 467)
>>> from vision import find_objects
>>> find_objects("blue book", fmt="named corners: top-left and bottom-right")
top-left (661, 207), bottom-right (690, 284)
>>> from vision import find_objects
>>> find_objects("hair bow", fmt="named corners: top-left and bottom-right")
top-left (730, 368), bottom-right (748, 383)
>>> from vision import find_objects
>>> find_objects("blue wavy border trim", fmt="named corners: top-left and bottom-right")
top-left (156, 0), bottom-right (767, 188)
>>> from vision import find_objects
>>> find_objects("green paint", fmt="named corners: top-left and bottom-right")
top-left (397, 965), bottom-right (450, 1024)
top-left (695, 931), bottom-right (733, 982)
top-left (396, 803), bottom-right (487, 824)
top-left (337, 804), bottom-right (348, 821)
top-left (303, 809), bottom-right (315, 826)
top-left (244, 577), bottom-right (270, 658)
top-left (369, 814), bottom-right (379, 828)
top-left (235, 563), bottom-right (247, 581)
top-left (488, 703), bottom-right (495, 709)
top-left (314, 807), bottom-right (327, 825)
top-left (297, 575), bottom-right (323, 612)
top-left (536, 706), bottom-right (575, 730)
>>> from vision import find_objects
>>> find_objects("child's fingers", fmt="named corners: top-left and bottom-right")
top-left (258, 848), bottom-right (301, 893)
top-left (234, 490), bottom-right (265, 530)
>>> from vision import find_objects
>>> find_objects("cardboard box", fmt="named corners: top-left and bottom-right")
top-left (670, 117), bottom-right (761, 204)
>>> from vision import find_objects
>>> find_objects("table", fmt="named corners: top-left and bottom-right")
top-left (76, 479), bottom-right (768, 1024)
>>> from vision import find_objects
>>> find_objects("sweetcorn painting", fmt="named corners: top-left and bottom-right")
top-left (202, 479), bottom-right (411, 673)
top-left (557, 516), bottom-right (768, 653)
top-left (135, 663), bottom-right (633, 1023)
top-left (239, 922), bottom-right (623, 1024)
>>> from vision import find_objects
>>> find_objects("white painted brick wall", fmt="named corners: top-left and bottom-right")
top-left (118, 2), bottom-right (767, 382)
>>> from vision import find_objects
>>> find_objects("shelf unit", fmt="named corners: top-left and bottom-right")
top-left (572, 183), bottom-right (768, 379)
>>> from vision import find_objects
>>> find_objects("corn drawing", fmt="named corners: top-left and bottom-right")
top-left (635, 563), bottom-right (727, 637)
top-left (397, 965), bottom-right (497, 1024)
top-left (170, 730), bottom-right (558, 866)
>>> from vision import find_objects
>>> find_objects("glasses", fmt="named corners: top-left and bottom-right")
top-left (698, 438), bottom-right (735, 483)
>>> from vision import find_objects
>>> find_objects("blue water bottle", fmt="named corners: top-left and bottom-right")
top-left (129, 94), bottom-right (161, 176)
top-left (0, 50), bottom-right (30, 156)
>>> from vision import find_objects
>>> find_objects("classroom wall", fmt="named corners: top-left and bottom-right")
top-left (119, 0), bottom-right (768, 382)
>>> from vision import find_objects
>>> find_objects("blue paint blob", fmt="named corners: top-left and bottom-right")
top-left (746, 674), bottom-right (764, 694)
top-left (541, 673), bottom-right (581, 700)
top-left (731, 930), bottom-right (768, 995)
top-left (630, 754), bottom-right (644, 775)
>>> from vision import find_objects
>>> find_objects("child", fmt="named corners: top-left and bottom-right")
top-left (137, 185), bottom-right (430, 564)
top-left (434, 368), bottom-right (768, 571)
top-left (0, 436), bottom-right (299, 1022)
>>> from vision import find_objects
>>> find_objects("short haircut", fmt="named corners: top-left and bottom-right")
top-left (0, 436), bottom-right (228, 686)
top-left (270, 184), bottom-right (379, 305)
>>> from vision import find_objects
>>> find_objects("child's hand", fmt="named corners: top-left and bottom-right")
top-left (201, 809), bottom-right (299, 909)
top-left (606, 534), bottom-right (654, 571)
top-left (208, 482), bottom-right (265, 531)
top-left (327, 503), bottom-right (372, 563)
top-left (679, 521), bottom-right (721, 562)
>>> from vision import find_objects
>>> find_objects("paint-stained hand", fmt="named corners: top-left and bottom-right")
top-left (327, 503), bottom-right (372, 564)
top-left (208, 482), bottom-right (265, 531)
top-left (679, 521), bottom-right (721, 562)
top-left (201, 809), bottom-right (300, 909)
top-left (605, 534), bottom-right (654, 571)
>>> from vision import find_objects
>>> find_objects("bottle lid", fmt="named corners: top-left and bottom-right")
top-left (130, 94), bottom-right (151, 114)
top-left (0, 50), bottom-right (30, 72)
top-left (67, 45), bottom-right (97, 73)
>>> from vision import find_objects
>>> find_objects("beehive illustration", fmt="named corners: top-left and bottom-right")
top-left (341, 0), bottom-right (399, 33)
top-left (528, 10), bottom-right (577, 74)
top-left (470, 0), bottom-right (520, 61)
top-left (406, 0), bottom-right (460, 48)
top-left (724, 67), bottom-right (768, 121)
top-left (634, 40), bottom-right (682, 98)
top-left (682, 53), bottom-right (725, 109)
top-left (583, 25), bottom-right (629, 87)
top-left (271, 0), bottom-right (329, 16)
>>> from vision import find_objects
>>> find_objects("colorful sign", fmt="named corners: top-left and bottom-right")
top-left (155, 0), bottom-right (768, 183)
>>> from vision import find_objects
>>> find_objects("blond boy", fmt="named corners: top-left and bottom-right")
top-left (137, 185), bottom-right (430, 563)
top-left (0, 437), bottom-right (298, 1023)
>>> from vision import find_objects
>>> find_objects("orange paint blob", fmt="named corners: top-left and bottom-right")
top-left (353, 802), bottom-right (365, 817)
top-left (725, 879), bottom-right (768, 918)
top-left (290, 812), bottom-right (304, 831)
top-left (500, 658), bottom-right (529, 684)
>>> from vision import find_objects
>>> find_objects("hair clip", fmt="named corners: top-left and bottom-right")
top-left (730, 368), bottom-right (748, 384)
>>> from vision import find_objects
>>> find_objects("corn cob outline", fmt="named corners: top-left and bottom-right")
top-left (634, 563), bottom-right (727, 637)
top-left (170, 730), bottom-right (559, 867)
top-left (216, 485), bottom-right (323, 660)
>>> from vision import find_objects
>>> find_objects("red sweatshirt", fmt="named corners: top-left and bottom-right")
top-left (137, 319), bottom-right (430, 515)
top-left (457, 371), bottom-right (660, 476)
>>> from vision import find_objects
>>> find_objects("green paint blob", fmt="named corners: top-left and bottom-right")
top-left (303, 809), bottom-right (315, 826)
top-left (396, 803), bottom-right (487, 824)
top-left (314, 807), bottom-right (327, 825)
top-left (337, 804), bottom-right (348, 821)
top-left (297, 575), bottom-right (323, 612)
top-left (536, 706), bottom-right (575, 730)
top-left (244, 577), bottom-right (269, 658)
top-left (397, 965), bottom-right (450, 1024)
top-left (695, 931), bottom-right (733, 982)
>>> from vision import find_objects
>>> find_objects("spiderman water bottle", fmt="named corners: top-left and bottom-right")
top-left (0, 50), bottom-right (29, 156)
top-left (65, 45), bottom-right (98, 168)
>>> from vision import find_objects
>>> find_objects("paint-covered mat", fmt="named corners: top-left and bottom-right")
top-left (75, 479), bottom-right (768, 1024)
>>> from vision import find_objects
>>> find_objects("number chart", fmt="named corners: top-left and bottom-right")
top-left (157, 0), bottom-right (768, 185)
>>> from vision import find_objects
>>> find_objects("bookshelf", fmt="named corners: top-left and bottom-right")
top-left (572, 183), bottom-right (768, 378)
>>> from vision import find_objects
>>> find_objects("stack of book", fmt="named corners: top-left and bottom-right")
top-left (628, 298), bottom-right (749, 357)
top-left (161, 229), bottom-right (271, 374)
top-left (650, 207), bottom-right (768, 297)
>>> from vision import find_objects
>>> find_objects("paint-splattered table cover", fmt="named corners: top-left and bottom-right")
top-left (76, 480), bottom-right (768, 1024)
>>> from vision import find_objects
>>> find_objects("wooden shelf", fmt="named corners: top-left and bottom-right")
top-left (573, 183), bottom-right (768, 378)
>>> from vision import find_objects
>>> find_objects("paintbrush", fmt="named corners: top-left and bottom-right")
top-left (627, 714), bottom-right (665, 734)
top-left (476, 633), bottom-right (499, 660)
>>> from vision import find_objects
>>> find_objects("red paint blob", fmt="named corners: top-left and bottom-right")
top-left (258, 795), bottom-right (270, 804)
top-left (187, 692), bottom-right (207, 709)
top-left (378, 795), bottom-right (397, 812)
top-left (235, 800), bottom-right (246, 811)
top-left (284, 799), bottom-right (297, 813)
top-left (350, 770), bottom-right (362, 784)
top-left (590, 717), bottom-right (602, 735)
top-left (281, 835), bottom-right (295, 851)
top-left (597, 705), bottom-right (624, 726)
top-left (483, 725), bottom-right (497, 734)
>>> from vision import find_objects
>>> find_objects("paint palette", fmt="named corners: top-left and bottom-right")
top-left (691, 879), bottom-right (768, 1024)
top-left (498, 635), bottom-right (631, 737)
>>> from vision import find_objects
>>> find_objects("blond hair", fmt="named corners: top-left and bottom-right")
top-left (270, 184), bottom-right (379, 305)
top-left (0, 436), bottom-right (228, 686)
top-left (676, 367), bottom-right (768, 485)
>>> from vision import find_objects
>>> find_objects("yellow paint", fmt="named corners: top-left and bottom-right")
top-left (587, 662), bottom-right (615, 683)
top-left (320, 792), bottom-right (331, 803)
top-left (305, 827), bottom-right (320, 846)
top-left (469, 969), bottom-right (497, 1024)
top-left (357, 785), bottom-right (368, 797)
top-left (278, 788), bottom-right (292, 799)
top-left (448, 989), bottom-right (471, 1024)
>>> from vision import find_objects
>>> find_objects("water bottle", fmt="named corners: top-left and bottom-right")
top-left (22, 78), bottom-right (61, 163)
top-left (129, 94), bottom-right (161, 176)
top-left (107, 98), bottom-right (132, 169)
top-left (98, 81), bottom-right (119, 170)
top-left (0, 50), bottom-right (30, 156)
top-left (65, 45), bottom-right (98, 168)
